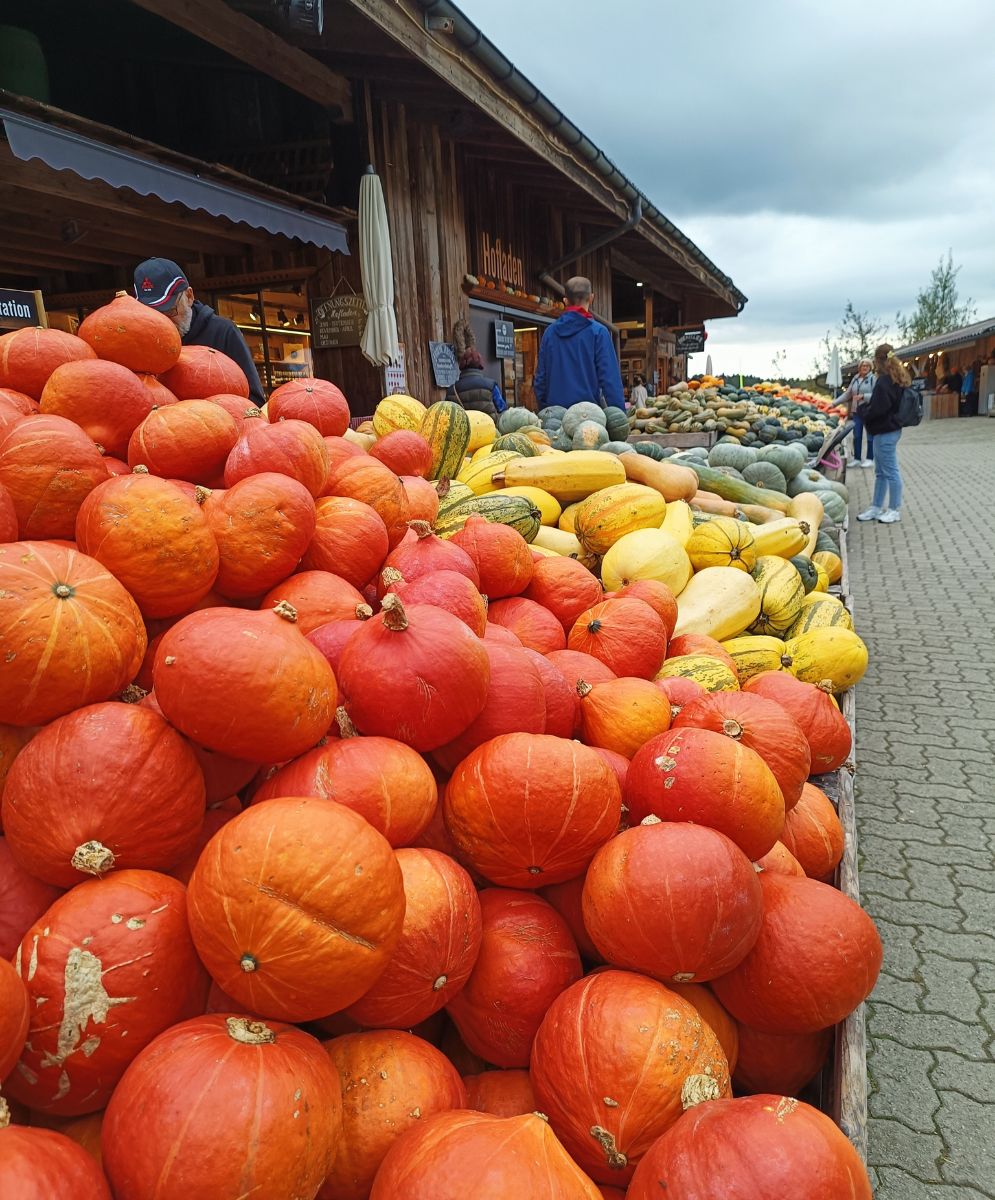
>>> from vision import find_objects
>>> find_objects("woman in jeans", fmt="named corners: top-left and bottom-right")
top-left (839, 359), bottom-right (876, 466)
top-left (857, 344), bottom-right (910, 524)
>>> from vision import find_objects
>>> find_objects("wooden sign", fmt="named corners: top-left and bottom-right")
top-left (675, 328), bottom-right (706, 355)
top-left (494, 319), bottom-right (515, 359)
top-left (0, 288), bottom-right (45, 331)
top-left (479, 233), bottom-right (525, 288)
top-left (429, 341), bottom-right (459, 388)
top-left (310, 294), bottom-right (367, 349)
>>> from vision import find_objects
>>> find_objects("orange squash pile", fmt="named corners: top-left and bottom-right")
top-left (0, 308), bottom-right (877, 1197)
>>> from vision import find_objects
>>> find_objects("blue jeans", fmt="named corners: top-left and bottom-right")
top-left (871, 429), bottom-right (902, 510)
top-left (852, 414), bottom-right (873, 460)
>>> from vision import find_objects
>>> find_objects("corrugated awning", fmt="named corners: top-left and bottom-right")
top-left (896, 317), bottom-right (995, 358)
top-left (1, 108), bottom-right (349, 254)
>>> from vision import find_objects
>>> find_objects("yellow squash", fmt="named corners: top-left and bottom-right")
top-left (600, 528), bottom-right (692, 594)
top-left (573, 483), bottom-right (666, 556)
top-left (661, 498), bottom-right (694, 547)
top-left (812, 550), bottom-right (843, 584)
top-left (496, 451), bottom-right (626, 502)
top-left (786, 492), bottom-right (825, 555)
top-left (720, 634), bottom-right (793, 680)
top-left (558, 501), bottom-right (583, 533)
top-left (470, 442), bottom-right (496, 463)
top-left (456, 450), bottom-right (521, 495)
top-left (813, 564), bottom-right (830, 592)
top-left (500, 486), bottom-right (562, 527)
top-left (749, 555), bottom-right (806, 636)
top-left (785, 595), bottom-right (854, 639)
top-left (466, 409), bottom-right (497, 452)
top-left (749, 516), bottom-right (809, 558)
top-left (673, 567), bottom-right (762, 641)
top-left (656, 654), bottom-right (739, 693)
top-left (373, 394), bottom-right (427, 437)
top-left (686, 516), bottom-right (757, 573)
top-left (786, 627), bottom-right (868, 692)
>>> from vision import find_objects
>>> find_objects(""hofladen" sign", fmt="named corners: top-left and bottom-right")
top-left (479, 233), bottom-right (525, 289)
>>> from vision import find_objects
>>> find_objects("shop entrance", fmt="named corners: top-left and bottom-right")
top-left (210, 285), bottom-right (312, 393)
top-left (469, 301), bottom-right (553, 411)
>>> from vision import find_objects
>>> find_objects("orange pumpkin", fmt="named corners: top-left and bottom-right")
top-left (380, 522), bottom-right (479, 596)
top-left (0, 413), bottom-right (109, 538)
top-left (487, 595), bottom-right (566, 654)
top-left (225, 412), bottom-right (329, 497)
top-left (76, 473), bottom-right (220, 619)
top-left (523, 647), bottom-right (580, 738)
top-left (607, 578), bottom-right (678, 638)
top-left (78, 292), bottom-right (181, 373)
top-left (306, 615), bottom-right (370, 675)
top-left (446, 888), bottom-right (582, 1068)
top-left (188, 796), bottom-right (405, 1021)
top-left (710, 874), bottom-right (883, 1034)
top-left (734, 1024), bottom-right (832, 1096)
top-left (396, 569), bottom-right (488, 637)
top-left (779, 782), bottom-right (845, 881)
top-left (302, 495), bottom-right (389, 588)
top-left (539, 874), bottom-right (603, 961)
top-left (40, 358), bottom-right (156, 457)
top-left (755, 840), bottom-right (805, 877)
top-left (0, 326), bottom-right (96, 399)
top-left (167, 805), bottom-right (239, 886)
top-left (137, 372), bottom-right (178, 408)
top-left (577, 675), bottom-right (671, 757)
top-left (0, 542), bottom-right (146, 727)
top-left (568, 598), bottom-right (667, 679)
top-left (462, 1069), bottom-right (537, 1117)
top-left (262, 569), bottom-right (368, 634)
top-left (324, 455), bottom-right (409, 546)
top-left (268, 376), bottom-right (350, 436)
top-left (253, 735), bottom-right (437, 848)
top-left (530, 970), bottom-right (731, 1184)
top-left (369, 428), bottom-right (434, 477)
top-left (655, 674), bottom-right (707, 717)
top-left (668, 982), bottom-right (740, 1075)
top-left (204, 391), bottom-right (259, 425)
top-left (0, 835), bottom-right (63, 960)
top-left (545, 648), bottom-right (616, 692)
top-left (400, 474), bottom-right (440, 523)
top-left (0, 1118), bottom-right (112, 1198)
top-left (451, 514), bottom-right (534, 598)
top-left (625, 728), bottom-right (785, 860)
top-left (0, 387), bottom-right (37, 415)
top-left (202, 473), bottom-right (316, 599)
top-left (524, 555), bottom-right (604, 632)
top-left (744, 671), bottom-right (852, 772)
top-left (160, 344), bottom-right (249, 399)
top-left (320, 1030), bottom-right (467, 1200)
top-left (128, 398), bottom-right (240, 484)
top-left (443, 732), bottom-right (621, 888)
top-left (0, 956), bottom-right (29, 1080)
top-left (582, 821), bottom-right (762, 983)
top-left (483, 621), bottom-right (520, 645)
top-left (667, 632), bottom-right (738, 674)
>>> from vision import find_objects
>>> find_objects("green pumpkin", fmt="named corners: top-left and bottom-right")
top-left (493, 432), bottom-right (540, 457)
top-left (571, 420), bottom-right (609, 450)
top-left (604, 406), bottom-right (631, 441)
top-left (790, 554), bottom-right (820, 594)
top-left (561, 403), bottom-right (608, 438)
top-left (816, 490), bottom-right (847, 524)
top-left (539, 404), bottom-right (567, 427)
top-left (497, 407), bottom-right (541, 434)
top-left (758, 443), bottom-right (806, 480)
top-left (708, 443), bottom-right (758, 472)
top-left (633, 440), bottom-right (667, 461)
top-left (742, 461), bottom-right (788, 493)
top-left (602, 440), bottom-right (635, 454)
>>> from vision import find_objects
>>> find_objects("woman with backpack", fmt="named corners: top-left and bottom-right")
top-left (857, 343), bottom-right (911, 524)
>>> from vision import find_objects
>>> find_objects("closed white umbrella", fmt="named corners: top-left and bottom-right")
top-left (359, 167), bottom-right (400, 367)
top-left (705, 353), bottom-right (713, 377)
top-left (827, 344), bottom-right (842, 392)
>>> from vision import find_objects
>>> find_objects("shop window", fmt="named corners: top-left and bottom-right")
top-left (211, 285), bottom-right (312, 394)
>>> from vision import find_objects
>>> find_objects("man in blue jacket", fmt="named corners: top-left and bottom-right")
top-left (533, 276), bottom-right (625, 412)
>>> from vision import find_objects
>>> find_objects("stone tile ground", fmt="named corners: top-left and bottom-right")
top-left (846, 417), bottom-right (995, 1198)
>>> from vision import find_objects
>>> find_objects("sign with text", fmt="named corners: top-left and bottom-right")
top-left (0, 288), bottom-right (44, 331)
top-left (429, 341), bottom-right (459, 389)
top-left (674, 328), bottom-right (706, 355)
top-left (310, 293), bottom-right (367, 349)
top-left (384, 343), bottom-right (407, 396)
top-left (494, 319), bottom-right (515, 359)
top-left (478, 233), bottom-right (525, 288)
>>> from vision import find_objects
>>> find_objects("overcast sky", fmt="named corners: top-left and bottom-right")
top-left (457, 0), bottom-right (995, 377)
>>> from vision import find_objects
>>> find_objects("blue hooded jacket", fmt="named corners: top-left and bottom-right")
top-left (533, 310), bottom-right (626, 411)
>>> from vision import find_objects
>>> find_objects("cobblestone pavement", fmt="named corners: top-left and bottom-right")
top-left (846, 417), bottom-right (995, 1199)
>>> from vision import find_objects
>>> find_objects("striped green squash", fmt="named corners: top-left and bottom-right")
top-left (493, 432), bottom-right (540, 457)
top-left (749, 555), bottom-right (805, 635)
top-left (784, 596), bottom-right (854, 639)
top-left (435, 493), bottom-right (542, 542)
top-left (419, 401), bottom-right (471, 481)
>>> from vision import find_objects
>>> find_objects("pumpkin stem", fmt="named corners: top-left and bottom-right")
top-left (244, 408), bottom-right (263, 421)
top-left (119, 684), bottom-right (148, 704)
top-left (680, 1073), bottom-right (721, 1110)
top-left (432, 975), bottom-right (448, 991)
top-left (532, 1111), bottom-right (550, 1123)
top-left (94, 442), bottom-right (106, 455)
top-left (355, 604), bottom-right (373, 620)
top-left (816, 679), bottom-right (835, 694)
top-left (779, 654), bottom-right (793, 668)
top-left (640, 815), bottom-right (662, 826)
top-left (114, 289), bottom-right (128, 297)
top-left (225, 1016), bottom-right (276, 1045)
top-left (71, 840), bottom-right (116, 877)
top-left (272, 600), bottom-right (298, 623)
top-left (589, 1125), bottom-right (627, 1171)
top-left (722, 718), bottom-right (744, 740)
top-left (194, 486), bottom-right (212, 505)
top-left (335, 707), bottom-right (359, 738)
top-left (435, 478), bottom-right (451, 498)
top-left (240, 953), bottom-right (259, 973)
top-left (380, 593), bottom-right (409, 631)
top-left (407, 520), bottom-right (434, 539)
top-left (380, 567), bottom-right (405, 590)
top-left (576, 679), bottom-right (593, 699)
top-left (53, 583), bottom-right (74, 600)
top-left (0, 1097), bottom-right (9, 1129)
top-left (798, 520), bottom-right (811, 534)
top-left (132, 464), bottom-right (150, 474)
top-left (587, 618), bottom-right (602, 634)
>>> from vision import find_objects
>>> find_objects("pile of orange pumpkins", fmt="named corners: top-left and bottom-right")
top-left (0, 298), bottom-right (880, 1199)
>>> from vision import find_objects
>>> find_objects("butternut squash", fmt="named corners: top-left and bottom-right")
top-left (786, 492), bottom-right (825, 554)
top-left (621, 452), bottom-right (698, 501)
top-left (660, 499), bottom-right (694, 547)
top-left (691, 490), bottom-right (742, 517)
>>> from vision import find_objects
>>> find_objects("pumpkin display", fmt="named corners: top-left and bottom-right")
top-left (756, 840), bottom-right (805, 877)
top-left (446, 888), bottom-right (582, 1068)
top-left (325, 454), bottom-right (410, 546)
top-left (0, 326), bottom-right (96, 399)
top-left (0, 957), bottom-right (29, 1080)
top-left (444, 733), bottom-right (621, 888)
top-left (583, 821), bottom-right (762, 982)
top-left (779, 781), bottom-right (844, 880)
top-left (710, 874), bottom-right (883, 1033)
top-left (187, 796), bottom-right (405, 1021)
top-left (686, 516), bottom-right (757, 573)
top-left (267, 376), bottom-right (350, 435)
top-left (673, 690), bottom-right (811, 810)
top-left (487, 595), bottom-right (567, 654)
top-left (262, 569), bottom-right (368, 634)
top-left (302, 495), bottom-right (389, 587)
top-left (76, 473), bottom-right (220, 619)
top-left (2, 702), bottom-right (205, 887)
top-left (462, 1068), bottom-right (537, 1117)
top-left (0, 413), bottom-right (109, 538)
top-left (102, 1014), bottom-right (341, 1200)
top-left (524, 555), bottom-right (604, 632)
top-left (369, 1109), bottom-right (603, 1199)
top-left (320, 1030), bottom-right (467, 1199)
top-left (254, 735), bottom-right (437, 847)
top-left (128, 398), bottom-right (239, 483)
top-left (8, 870), bottom-right (209, 1115)
top-left (451, 513), bottom-right (534, 598)
top-left (522, 647), bottom-right (581, 738)
top-left (743, 671), bottom-right (852, 771)
top-left (153, 603), bottom-right (336, 762)
top-left (345, 848), bottom-right (481, 1027)
top-left (625, 1094), bottom-right (872, 1199)
top-left (225, 412), bottom-right (329, 497)
top-left (668, 981), bottom-right (739, 1074)
top-left (734, 1025), bottom-right (832, 1096)
top-left (202, 472), bottom-right (317, 598)
top-left (380, 521), bottom-right (479, 595)
top-left (0, 542), bottom-right (146, 727)
top-left (540, 874), bottom-right (603, 961)
top-left (396, 569), bottom-right (488, 636)
top-left (434, 643), bottom-right (546, 771)
top-left (369, 428), bottom-right (434, 477)
top-left (40, 358), bottom-right (157, 457)
top-left (576, 676), bottom-right (671, 758)
top-left (0, 1113), bottom-right (113, 1198)
top-left (605, 579), bottom-right (679, 637)
top-left (568, 598), bottom-right (668, 679)
top-left (338, 595), bottom-right (490, 752)
top-left (401, 473), bottom-right (441, 523)
top-left (0, 836), bottom-right (63, 959)
top-left (160, 345), bottom-right (249, 399)
top-left (530, 970), bottom-right (731, 1184)
top-left (307, 614), bottom-right (370, 674)
top-left (625, 728), bottom-right (785, 860)
top-left (77, 292), bottom-right (181, 373)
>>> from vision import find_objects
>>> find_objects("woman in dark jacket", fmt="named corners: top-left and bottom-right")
top-left (448, 350), bottom-right (506, 418)
top-left (857, 343), bottom-right (910, 525)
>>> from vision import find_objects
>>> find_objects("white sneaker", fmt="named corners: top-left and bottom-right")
top-left (860, 460), bottom-right (874, 468)
top-left (857, 506), bottom-right (882, 521)
top-left (878, 509), bottom-right (901, 523)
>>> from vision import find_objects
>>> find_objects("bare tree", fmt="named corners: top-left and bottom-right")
top-left (814, 301), bottom-right (889, 375)
top-left (896, 251), bottom-right (976, 344)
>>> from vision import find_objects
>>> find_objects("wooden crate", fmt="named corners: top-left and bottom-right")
top-left (627, 431), bottom-right (717, 449)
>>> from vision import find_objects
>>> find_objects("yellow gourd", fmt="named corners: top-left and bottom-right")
top-left (655, 654), bottom-right (739, 693)
top-left (786, 627), bottom-right (868, 691)
top-left (661, 499), bottom-right (694, 547)
top-left (470, 442), bottom-right (496, 463)
top-left (686, 516), bottom-right (757, 573)
top-left (496, 451), bottom-right (626, 503)
top-left (455, 450), bottom-right (521, 495)
top-left (372, 394), bottom-right (427, 437)
top-left (749, 517), bottom-right (809, 558)
top-left (600, 528), bottom-right (692, 594)
top-left (813, 564), bottom-right (830, 592)
top-left (673, 567), bottom-right (762, 641)
top-left (466, 410), bottom-right (497, 452)
top-left (812, 550), bottom-right (843, 584)
top-left (784, 596), bottom-right (854, 639)
top-left (749, 556), bottom-right (806, 636)
top-left (573, 483), bottom-right (666, 556)
top-left (558, 502), bottom-right (583, 533)
top-left (786, 492), bottom-right (825, 555)
top-left (720, 635), bottom-right (793, 681)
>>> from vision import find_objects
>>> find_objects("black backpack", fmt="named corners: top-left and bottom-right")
top-left (897, 386), bottom-right (923, 428)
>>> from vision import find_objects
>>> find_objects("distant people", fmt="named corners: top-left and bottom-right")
top-left (857, 344), bottom-right (911, 525)
top-left (960, 359), bottom-right (980, 417)
top-left (533, 277), bottom-right (625, 412)
top-left (839, 358), bottom-right (876, 467)
top-left (133, 258), bottom-right (265, 406)
top-left (937, 364), bottom-right (963, 396)
top-left (629, 374), bottom-right (649, 408)
top-left (448, 349), bottom-right (506, 417)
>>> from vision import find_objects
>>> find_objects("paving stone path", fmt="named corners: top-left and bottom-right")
top-left (846, 417), bottom-right (995, 1199)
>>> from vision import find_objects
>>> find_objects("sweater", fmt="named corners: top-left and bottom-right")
top-left (532, 310), bottom-right (625, 411)
top-left (185, 301), bottom-right (265, 407)
top-left (862, 376), bottom-right (904, 435)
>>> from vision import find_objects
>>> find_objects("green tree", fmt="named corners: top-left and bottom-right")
top-left (895, 251), bottom-right (975, 344)
top-left (814, 301), bottom-right (889, 375)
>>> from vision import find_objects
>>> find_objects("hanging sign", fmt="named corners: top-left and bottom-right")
top-left (0, 288), bottom-right (45, 331)
top-left (674, 328), bottom-right (706, 355)
top-left (494, 319), bottom-right (515, 359)
top-left (429, 341), bottom-right (459, 388)
top-left (384, 343), bottom-right (408, 396)
top-left (310, 293), bottom-right (367, 349)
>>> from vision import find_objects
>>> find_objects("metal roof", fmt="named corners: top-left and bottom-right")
top-left (895, 316), bottom-right (995, 359)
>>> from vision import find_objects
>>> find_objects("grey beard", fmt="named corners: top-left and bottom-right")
top-left (174, 306), bottom-right (193, 337)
